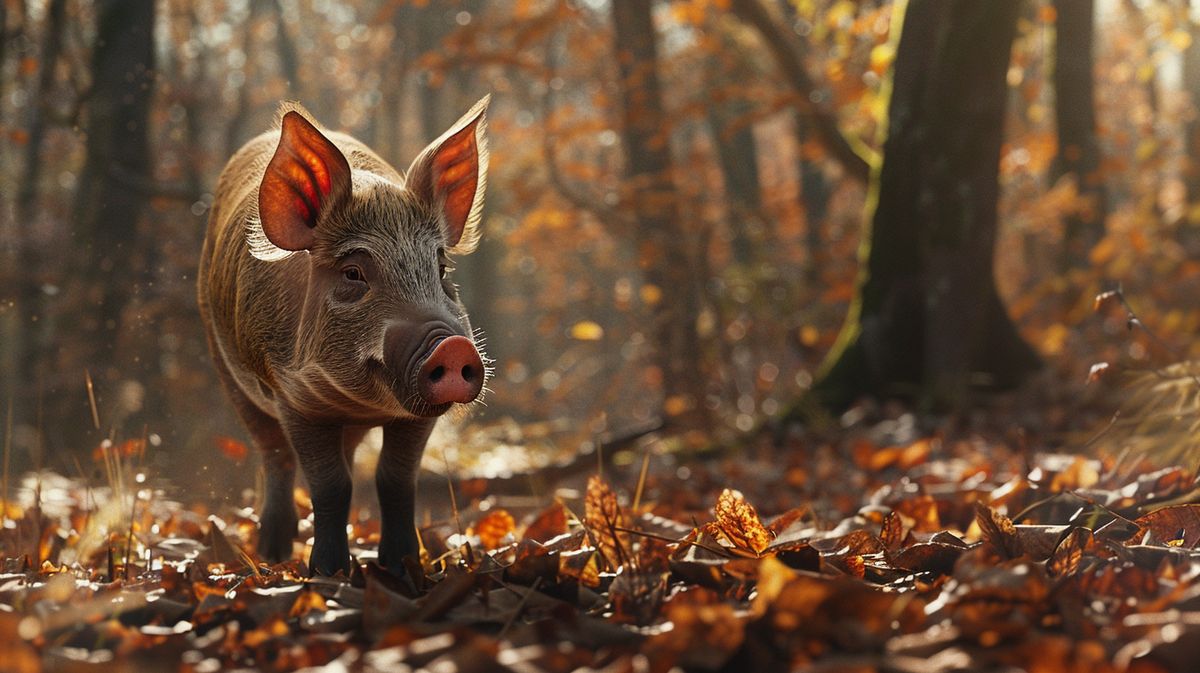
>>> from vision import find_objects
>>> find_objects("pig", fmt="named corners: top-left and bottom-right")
top-left (197, 97), bottom-right (491, 576)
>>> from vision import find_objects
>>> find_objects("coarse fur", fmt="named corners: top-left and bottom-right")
top-left (198, 97), bottom-right (491, 575)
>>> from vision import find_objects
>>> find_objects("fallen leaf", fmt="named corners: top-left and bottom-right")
top-left (714, 489), bottom-right (772, 555)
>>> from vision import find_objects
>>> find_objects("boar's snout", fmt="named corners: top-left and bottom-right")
top-left (417, 336), bottom-right (484, 406)
top-left (383, 320), bottom-right (484, 414)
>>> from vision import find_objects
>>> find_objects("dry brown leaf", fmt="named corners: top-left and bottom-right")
top-left (894, 494), bottom-right (942, 533)
top-left (1047, 528), bottom-right (1093, 578)
top-left (1134, 504), bottom-right (1200, 547)
top-left (714, 489), bottom-right (772, 555)
top-left (880, 511), bottom-right (905, 551)
top-left (522, 501), bottom-right (569, 543)
top-left (975, 504), bottom-right (1024, 559)
top-left (559, 548), bottom-right (601, 588)
top-left (585, 475), bottom-right (630, 571)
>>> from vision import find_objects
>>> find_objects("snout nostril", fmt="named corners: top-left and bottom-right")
top-left (461, 364), bottom-right (476, 382)
top-left (429, 365), bottom-right (446, 382)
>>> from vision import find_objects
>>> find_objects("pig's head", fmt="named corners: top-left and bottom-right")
top-left (250, 97), bottom-right (491, 420)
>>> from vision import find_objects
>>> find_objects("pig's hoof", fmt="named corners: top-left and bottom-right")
top-left (257, 513), bottom-right (298, 563)
top-left (257, 531), bottom-right (295, 564)
top-left (308, 548), bottom-right (353, 577)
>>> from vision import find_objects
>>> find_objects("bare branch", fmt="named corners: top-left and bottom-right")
top-left (540, 28), bottom-right (632, 226)
top-left (729, 0), bottom-right (876, 183)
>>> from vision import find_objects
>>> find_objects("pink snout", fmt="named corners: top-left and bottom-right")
top-left (417, 335), bottom-right (484, 406)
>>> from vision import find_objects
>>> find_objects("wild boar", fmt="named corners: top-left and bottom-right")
top-left (198, 97), bottom-right (491, 576)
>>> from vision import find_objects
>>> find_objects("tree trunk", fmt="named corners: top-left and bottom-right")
top-left (1052, 0), bottom-right (1105, 268)
top-left (65, 0), bottom-right (156, 442)
top-left (1183, 12), bottom-right (1200, 222)
top-left (8, 0), bottom-right (66, 437)
top-left (611, 0), bottom-right (706, 425)
top-left (797, 116), bottom-right (831, 283)
top-left (809, 0), bottom-right (1040, 412)
top-left (705, 54), bottom-right (763, 266)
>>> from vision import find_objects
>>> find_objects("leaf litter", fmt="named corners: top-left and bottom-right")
top-left (3, 422), bottom-right (1200, 672)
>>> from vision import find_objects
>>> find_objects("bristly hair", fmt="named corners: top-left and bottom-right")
top-left (245, 215), bottom-right (296, 262)
top-left (407, 95), bottom-right (490, 256)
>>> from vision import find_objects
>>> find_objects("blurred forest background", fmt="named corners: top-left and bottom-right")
top-left (0, 0), bottom-right (1197, 491)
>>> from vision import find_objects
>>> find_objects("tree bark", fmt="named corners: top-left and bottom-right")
top-left (1052, 0), bottom-right (1105, 268)
top-left (809, 0), bottom-right (1040, 412)
top-left (705, 52), bottom-right (763, 266)
top-left (8, 0), bottom-right (66, 434)
top-left (1183, 11), bottom-right (1200, 216)
top-left (66, 0), bottom-right (157, 440)
top-left (797, 116), bottom-right (831, 283)
top-left (729, 0), bottom-right (873, 184)
top-left (611, 0), bottom-right (706, 425)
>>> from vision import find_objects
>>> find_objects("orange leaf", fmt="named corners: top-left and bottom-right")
top-left (714, 489), bottom-right (772, 555)
top-left (475, 509), bottom-right (516, 550)
top-left (217, 436), bottom-right (249, 463)
top-left (288, 589), bottom-right (327, 618)
top-left (523, 501), bottom-right (568, 543)
top-left (585, 475), bottom-right (629, 571)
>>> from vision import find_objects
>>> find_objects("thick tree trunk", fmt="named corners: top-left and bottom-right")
top-left (65, 0), bottom-right (156, 441)
top-left (611, 0), bottom-right (706, 425)
top-left (809, 0), bottom-right (1040, 412)
top-left (1052, 0), bottom-right (1105, 268)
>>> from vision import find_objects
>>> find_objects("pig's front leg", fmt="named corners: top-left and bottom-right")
top-left (281, 412), bottom-right (353, 576)
top-left (377, 419), bottom-right (435, 574)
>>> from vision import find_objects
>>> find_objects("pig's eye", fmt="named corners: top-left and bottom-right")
top-left (342, 266), bottom-right (366, 284)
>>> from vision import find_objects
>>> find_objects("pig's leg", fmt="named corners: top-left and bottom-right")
top-left (282, 413), bottom-right (353, 576)
top-left (377, 419), bottom-right (435, 573)
top-left (205, 343), bottom-right (297, 562)
top-left (252, 416), bottom-right (298, 563)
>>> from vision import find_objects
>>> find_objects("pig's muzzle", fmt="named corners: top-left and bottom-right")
top-left (383, 319), bottom-right (485, 416)
top-left (417, 335), bottom-right (484, 405)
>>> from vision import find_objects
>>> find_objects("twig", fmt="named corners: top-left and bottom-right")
top-left (441, 445), bottom-right (472, 567)
top-left (2, 397), bottom-right (11, 521)
top-left (1105, 286), bottom-right (1200, 387)
top-left (612, 524), bottom-right (730, 559)
top-left (499, 576), bottom-right (542, 638)
top-left (540, 28), bottom-right (632, 227)
top-left (631, 446), bottom-right (652, 513)
top-left (84, 370), bottom-right (100, 430)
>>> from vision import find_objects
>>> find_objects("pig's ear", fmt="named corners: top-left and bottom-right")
top-left (406, 95), bottom-right (490, 254)
top-left (257, 111), bottom-right (352, 252)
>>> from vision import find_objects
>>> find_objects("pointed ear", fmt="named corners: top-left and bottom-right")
top-left (258, 111), bottom-right (352, 251)
top-left (406, 95), bottom-right (490, 253)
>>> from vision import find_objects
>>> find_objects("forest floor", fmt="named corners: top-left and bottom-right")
top-left (2, 388), bottom-right (1199, 673)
